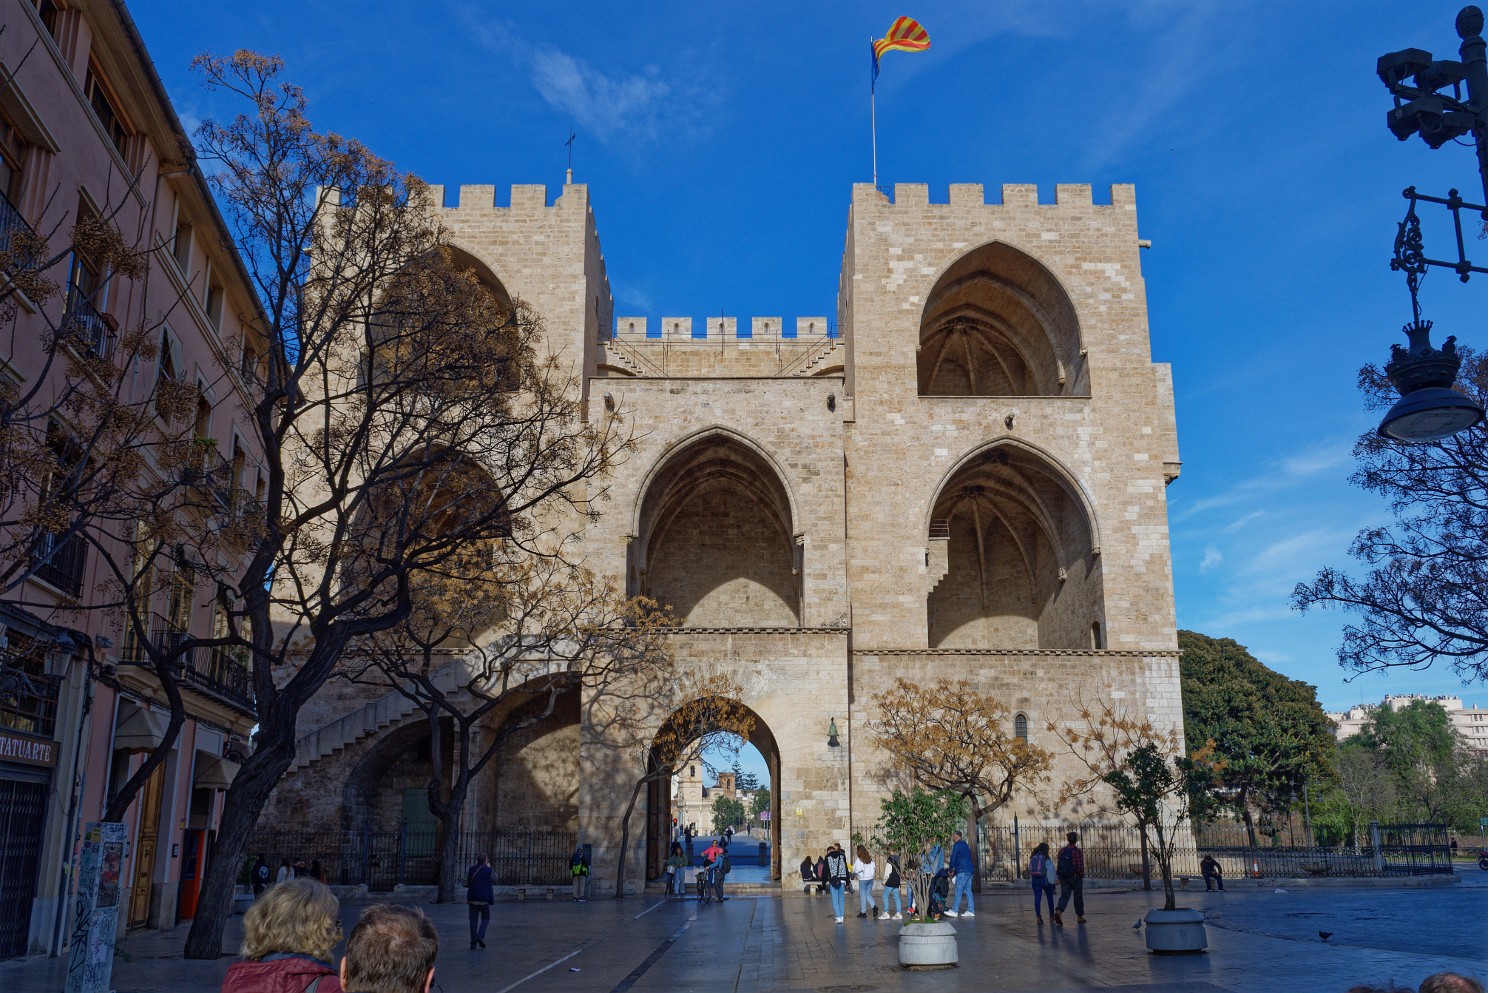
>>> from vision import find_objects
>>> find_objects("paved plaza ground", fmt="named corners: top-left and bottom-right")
top-left (5, 872), bottom-right (1482, 993)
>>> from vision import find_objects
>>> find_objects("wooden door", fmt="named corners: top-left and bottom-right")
top-left (127, 764), bottom-right (165, 929)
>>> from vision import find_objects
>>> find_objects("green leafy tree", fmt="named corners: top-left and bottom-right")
top-left (1360, 700), bottom-right (1487, 828)
top-left (1178, 630), bottom-right (1337, 845)
top-left (748, 787), bottom-right (770, 823)
top-left (712, 795), bottom-right (745, 834)
top-left (869, 788), bottom-right (966, 922)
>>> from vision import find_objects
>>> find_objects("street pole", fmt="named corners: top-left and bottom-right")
top-left (1455, 7), bottom-right (1488, 208)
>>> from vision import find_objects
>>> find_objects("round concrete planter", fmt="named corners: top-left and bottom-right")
top-left (1143, 908), bottom-right (1207, 954)
top-left (898, 920), bottom-right (958, 969)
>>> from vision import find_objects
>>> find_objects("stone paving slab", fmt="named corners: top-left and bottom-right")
top-left (3, 876), bottom-right (1482, 993)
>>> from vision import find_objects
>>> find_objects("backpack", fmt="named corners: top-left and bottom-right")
top-left (721, 854), bottom-right (731, 875)
top-left (1056, 846), bottom-right (1076, 880)
top-left (1028, 853), bottom-right (1045, 878)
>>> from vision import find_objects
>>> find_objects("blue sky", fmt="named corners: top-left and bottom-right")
top-left (134, 1), bottom-right (1488, 746)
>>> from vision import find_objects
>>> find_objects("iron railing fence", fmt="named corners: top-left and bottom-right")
top-left (978, 821), bottom-right (1454, 881)
top-left (249, 827), bottom-right (576, 891)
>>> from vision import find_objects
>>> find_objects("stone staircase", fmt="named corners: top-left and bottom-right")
top-left (927, 520), bottom-right (950, 596)
top-left (289, 683), bottom-right (422, 774)
top-left (797, 340), bottom-right (842, 375)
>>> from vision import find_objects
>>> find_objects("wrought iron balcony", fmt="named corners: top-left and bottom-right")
top-left (119, 614), bottom-right (255, 716)
top-left (0, 651), bottom-right (62, 739)
top-left (32, 530), bottom-right (86, 597)
top-left (0, 187), bottom-right (33, 256)
top-left (61, 290), bottom-right (116, 361)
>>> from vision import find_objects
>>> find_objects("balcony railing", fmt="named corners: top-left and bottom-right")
top-left (61, 291), bottom-right (117, 361)
top-left (0, 653), bottom-right (62, 739)
top-left (119, 614), bottom-right (255, 716)
top-left (32, 530), bottom-right (86, 596)
top-left (0, 187), bottom-right (33, 256)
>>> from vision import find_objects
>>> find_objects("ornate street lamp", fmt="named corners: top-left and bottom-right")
top-left (1375, 6), bottom-right (1488, 442)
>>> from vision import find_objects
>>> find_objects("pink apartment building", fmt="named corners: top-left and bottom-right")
top-left (0, 0), bottom-right (264, 958)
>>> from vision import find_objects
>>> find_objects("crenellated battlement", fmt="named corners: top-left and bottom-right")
top-left (419, 183), bottom-right (590, 211)
top-left (853, 182), bottom-right (1136, 209)
top-left (611, 316), bottom-right (831, 341)
top-left (599, 315), bottom-right (839, 378)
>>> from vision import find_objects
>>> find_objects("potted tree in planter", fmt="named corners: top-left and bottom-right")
top-left (870, 788), bottom-right (966, 969)
top-left (1053, 698), bottom-right (1219, 954)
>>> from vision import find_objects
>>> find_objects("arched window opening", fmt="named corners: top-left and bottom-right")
top-left (917, 243), bottom-right (1085, 398)
top-left (926, 445), bottom-right (1103, 649)
top-left (1090, 621), bottom-right (1103, 649)
top-left (636, 436), bottom-right (799, 627)
top-left (1014, 713), bottom-right (1028, 742)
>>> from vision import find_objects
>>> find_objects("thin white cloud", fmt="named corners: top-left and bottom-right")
top-left (460, 8), bottom-right (710, 146)
top-left (1223, 510), bottom-right (1265, 533)
top-left (1198, 545), bottom-right (1222, 574)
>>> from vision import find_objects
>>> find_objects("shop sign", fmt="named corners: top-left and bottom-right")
top-left (0, 729), bottom-right (57, 768)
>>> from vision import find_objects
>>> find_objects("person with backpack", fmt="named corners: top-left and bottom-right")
top-left (251, 855), bottom-right (271, 897)
top-left (1053, 831), bottom-right (1085, 925)
top-left (943, 830), bottom-right (974, 918)
top-left (466, 853), bottom-right (493, 949)
top-left (824, 843), bottom-right (850, 923)
top-left (570, 843), bottom-right (590, 902)
top-left (880, 851), bottom-right (904, 920)
top-left (712, 845), bottom-right (731, 903)
top-left (1027, 842), bottom-right (1056, 923)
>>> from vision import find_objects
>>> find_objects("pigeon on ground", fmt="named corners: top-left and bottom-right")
top-left (1318, 931), bottom-right (1332, 941)
top-left (1132, 920), bottom-right (1143, 930)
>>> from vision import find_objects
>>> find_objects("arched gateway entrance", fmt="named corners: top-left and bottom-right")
top-left (645, 701), bottom-right (782, 883)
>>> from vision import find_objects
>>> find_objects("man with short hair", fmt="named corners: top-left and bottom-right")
top-left (1052, 831), bottom-right (1085, 926)
top-left (340, 904), bottom-right (439, 993)
top-left (465, 853), bottom-right (493, 950)
top-left (570, 843), bottom-right (590, 902)
top-left (943, 830), bottom-right (974, 918)
top-left (1420, 974), bottom-right (1486, 993)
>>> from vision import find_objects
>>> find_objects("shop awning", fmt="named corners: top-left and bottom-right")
top-left (113, 702), bottom-right (169, 753)
top-left (193, 752), bottom-right (240, 790)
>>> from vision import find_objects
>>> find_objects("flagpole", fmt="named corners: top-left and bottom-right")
top-left (870, 37), bottom-right (878, 188)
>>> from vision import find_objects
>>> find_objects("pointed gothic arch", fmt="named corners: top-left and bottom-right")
top-left (927, 442), bottom-right (1104, 648)
top-left (632, 431), bottom-right (800, 627)
top-left (917, 241), bottom-right (1086, 397)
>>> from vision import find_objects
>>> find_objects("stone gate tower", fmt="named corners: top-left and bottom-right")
top-left (268, 180), bottom-right (1183, 896)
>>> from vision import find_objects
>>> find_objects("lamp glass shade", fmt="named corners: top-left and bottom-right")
top-left (1378, 387), bottom-right (1485, 443)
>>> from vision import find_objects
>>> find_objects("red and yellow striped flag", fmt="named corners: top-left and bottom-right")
top-left (873, 16), bottom-right (930, 62)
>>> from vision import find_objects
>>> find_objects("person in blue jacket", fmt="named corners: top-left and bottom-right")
top-left (943, 830), bottom-right (975, 918)
top-left (466, 853), bottom-right (494, 949)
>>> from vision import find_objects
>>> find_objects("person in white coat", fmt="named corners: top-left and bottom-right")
top-left (852, 845), bottom-right (877, 919)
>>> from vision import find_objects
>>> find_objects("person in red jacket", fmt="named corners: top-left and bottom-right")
top-left (220, 877), bottom-right (344, 993)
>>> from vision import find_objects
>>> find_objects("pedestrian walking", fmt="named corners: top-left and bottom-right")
top-left (824, 844), bottom-right (850, 923)
top-left (466, 853), bottom-right (493, 949)
top-left (1200, 853), bottom-right (1225, 891)
top-left (852, 845), bottom-right (878, 919)
top-left (1053, 831), bottom-right (1085, 925)
top-left (943, 830), bottom-right (974, 918)
top-left (275, 858), bottom-right (293, 884)
top-left (251, 855), bottom-right (270, 898)
top-left (880, 851), bottom-right (904, 920)
top-left (570, 843), bottom-right (590, 902)
top-left (1027, 842), bottom-right (1056, 923)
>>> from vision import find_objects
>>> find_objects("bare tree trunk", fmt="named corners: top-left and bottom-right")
top-left (965, 798), bottom-right (983, 892)
top-left (614, 777), bottom-right (648, 899)
top-left (183, 736), bottom-right (295, 958)
top-left (1138, 819), bottom-right (1152, 891)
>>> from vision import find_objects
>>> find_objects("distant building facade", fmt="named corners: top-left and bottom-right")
top-left (1328, 694), bottom-right (1488, 752)
top-left (0, 0), bottom-right (263, 958)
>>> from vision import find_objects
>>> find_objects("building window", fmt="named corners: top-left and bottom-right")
top-left (31, 0), bottom-right (60, 38)
top-left (1014, 713), bottom-right (1028, 742)
top-left (0, 110), bottom-right (29, 208)
top-left (1090, 621), bottom-right (1103, 650)
top-left (205, 280), bottom-right (225, 329)
top-left (155, 331), bottom-right (178, 419)
top-left (172, 217), bottom-right (192, 273)
top-left (84, 65), bottom-right (131, 164)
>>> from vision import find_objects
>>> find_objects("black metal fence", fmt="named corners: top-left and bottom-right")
top-left (249, 827), bottom-right (576, 891)
top-left (978, 821), bottom-right (1453, 881)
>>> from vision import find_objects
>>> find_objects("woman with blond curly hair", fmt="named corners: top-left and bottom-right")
top-left (221, 877), bottom-right (345, 993)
